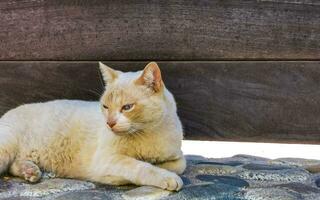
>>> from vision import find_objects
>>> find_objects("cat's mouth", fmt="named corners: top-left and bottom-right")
top-left (110, 126), bottom-right (130, 136)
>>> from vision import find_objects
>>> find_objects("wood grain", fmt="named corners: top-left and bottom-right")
top-left (1, 61), bottom-right (320, 144)
top-left (0, 0), bottom-right (319, 60)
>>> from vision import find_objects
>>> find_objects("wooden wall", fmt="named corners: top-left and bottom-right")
top-left (1, 0), bottom-right (319, 60)
top-left (1, 1), bottom-right (320, 143)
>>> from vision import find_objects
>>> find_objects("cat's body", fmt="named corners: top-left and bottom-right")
top-left (0, 62), bottom-right (186, 191)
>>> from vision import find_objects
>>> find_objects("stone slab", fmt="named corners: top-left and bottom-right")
top-left (1, 155), bottom-right (320, 200)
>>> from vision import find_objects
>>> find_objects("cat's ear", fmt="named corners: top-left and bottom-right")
top-left (135, 62), bottom-right (163, 92)
top-left (99, 62), bottom-right (119, 84)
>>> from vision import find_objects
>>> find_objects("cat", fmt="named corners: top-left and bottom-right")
top-left (0, 62), bottom-right (186, 191)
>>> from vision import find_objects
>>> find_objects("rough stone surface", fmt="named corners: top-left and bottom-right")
top-left (316, 177), bottom-right (320, 188)
top-left (122, 186), bottom-right (171, 200)
top-left (1, 155), bottom-right (320, 200)
top-left (196, 175), bottom-right (249, 188)
top-left (0, 177), bottom-right (95, 199)
top-left (272, 158), bottom-right (320, 173)
top-left (244, 188), bottom-right (302, 200)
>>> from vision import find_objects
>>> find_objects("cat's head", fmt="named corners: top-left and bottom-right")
top-left (99, 62), bottom-right (170, 136)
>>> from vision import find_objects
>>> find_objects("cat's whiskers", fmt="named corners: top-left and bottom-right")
top-left (86, 89), bottom-right (103, 98)
top-left (127, 129), bottom-right (145, 140)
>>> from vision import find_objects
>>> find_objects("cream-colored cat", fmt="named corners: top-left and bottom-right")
top-left (0, 62), bottom-right (186, 191)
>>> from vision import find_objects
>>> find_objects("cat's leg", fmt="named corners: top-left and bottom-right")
top-left (89, 155), bottom-right (183, 191)
top-left (94, 175), bottom-right (131, 186)
top-left (0, 149), bottom-right (13, 175)
top-left (0, 124), bottom-right (17, 174)
top-left (156, 157), bottom-right (186, 175)
top-left (9, 160), bottom-right (42, 183)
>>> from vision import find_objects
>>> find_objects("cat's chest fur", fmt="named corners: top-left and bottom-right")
top-left (113, 132), bottom-right (181, 164)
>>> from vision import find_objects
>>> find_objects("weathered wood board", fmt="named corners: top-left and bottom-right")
top-left (1, 61), bottom-right (320, 144)
top-left (0, 0), bottom-right (319, 60)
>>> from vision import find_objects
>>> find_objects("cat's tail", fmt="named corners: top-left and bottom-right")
top-left (0, 119), bottom-right (17, 174)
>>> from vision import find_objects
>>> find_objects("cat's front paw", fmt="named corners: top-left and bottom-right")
top-left (21, 161), bottom-right (42, 183)
top-left (22, 164), bottom-right (42, 183)
top-left (158, 172), bottom-right (183, 191)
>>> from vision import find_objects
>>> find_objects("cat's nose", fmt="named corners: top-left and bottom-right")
top-left (107, 120), bottom-right (117, 128)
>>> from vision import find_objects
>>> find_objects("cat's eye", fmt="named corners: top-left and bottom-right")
top-left (103, 105), bottom-right (108, 109)
top-left (122, 104), bottom-right (134, 111)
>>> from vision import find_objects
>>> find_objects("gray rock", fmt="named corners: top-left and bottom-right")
top-left (165, 183), bottom-right (243, 200)
top-left (236, 168), bottom-right (310, 183)
top-left (196, 161), bottom-right (243, 167)
top-left (180, 176), bottom-right (192, 186)
top-left (0, 178), bottom-right (95, 199)
top-left (0, 197), bottom-right (32, 200)
top-left (231, 155), bottom-right (270, 163)
top-left (185, 164), bottom-right (238, 177)
top-left (272, 158), bottom-right (320, 167)
top-left (242, 163), bottom-right (292, 171)
top-left (244, 188), bottom-right (301, 200)
top-left (122, 186), bottom-right (171, 200)
top-left (0, 178), bottom-right (13, 193)
top-left (278, 182), bottom-right (320, 193)
top-left (185, 155), bottom-right (207, 165)
top-left (196, 175), bottom-right (249, 188)
top-left (185, 155), bottom-right (207, 162)
top-left (55, 190), bottom-right (113, 200)
top-left (272, 158), bottom-right (320, 173)
top-left (316, 177), bottom-right (320, 187)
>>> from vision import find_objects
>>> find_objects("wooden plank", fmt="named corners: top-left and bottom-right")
top-left (1, 61), bottom-right (320, 144)
top-left (0, 0), bottom-right (320, 60)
